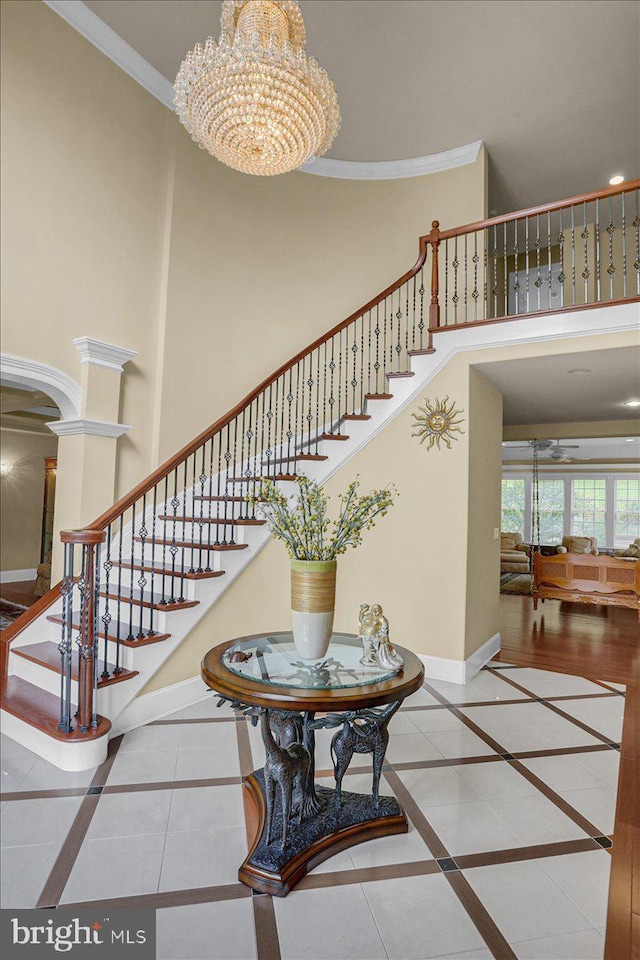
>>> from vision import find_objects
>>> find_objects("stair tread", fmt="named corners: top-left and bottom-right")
top-left (109, 560), bottom-right (225, 580)
top-left (227, 474), bottom-right (298, 482)
top-left (99, 586), bottom-right (199, 611)
top-left (343, 414), bottom-right (371, 421)
top-left (47, 614), bottom-right (171, 646)
top-left (12, 642), bottom-right (138, 687)
top-left (135, 537), bottom-right (248, 550)
top-left (262, 454), bottom-right (328, 465)
top-left (386, 371), bottom-right (415, 378)
top-left (365, 393), bottom-right (393, 400)
top-left (192, 495), bottom-right (247, 503)
top-left (157, 515), bottom-right (265, 526)
top-left (408, 347), bottom-right (436, 356)
top-left (2, 677), bottom-right (111, 742)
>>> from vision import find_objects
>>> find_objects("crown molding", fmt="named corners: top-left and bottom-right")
top-left (0, 353), bottom-right (82, 420)
top-left (43, 0), bottom-right (175, 108)
top-left (43, 1), bottom-right (484, 182)
top-left (47, 418), bottom-right (131, 438)
top-left (300, 140), bottom-right (485, 180)
top-left (73, 337), bottom-right (137, 372)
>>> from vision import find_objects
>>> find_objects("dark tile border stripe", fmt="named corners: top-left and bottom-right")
top-left (252, 893), bottom-right (281, 960)
top-left (486, 668), bottom-right (617, 744)
top-left (36, 735), bottom-right (124, 908)
top-left (61, 882), bottom-right (251, 911)
top-left (102, 775), bottom-right (242, 794)
top-left (455, 837), bottom-right (601, 869)
top-left (445, 870), bottom-right (517, 960)
top-left (297, 859), bottom-right (441, 890)
top-left (422, 679), bottom-right (607, 839)
top-left (382, 768), bottom-right (449, 859)
top-left (0, 786), bottom-right (89, 802)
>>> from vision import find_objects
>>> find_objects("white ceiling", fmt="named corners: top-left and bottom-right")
top-left (474, 346), bottom-right (640, 426)
top-left (79, 0), bottom-right (640, 213)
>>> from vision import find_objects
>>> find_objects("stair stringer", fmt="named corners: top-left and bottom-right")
top-left (3, 301), bottom-right (637, 767)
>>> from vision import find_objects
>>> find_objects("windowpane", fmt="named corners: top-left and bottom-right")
top-left (502, 478), bottom-right (525, 538)
top-left (571, 479), bottom-right (606, 544)
top-left (614, 478), bottom-right (640, 548)
top-left (535, 479), bottom-right (565, 544)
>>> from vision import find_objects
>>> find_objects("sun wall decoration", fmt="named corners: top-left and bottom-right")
top-left (411, 396), bottom-right (465, 450)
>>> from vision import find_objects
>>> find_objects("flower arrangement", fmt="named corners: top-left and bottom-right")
top-left (248, 476), bottom-right (397, 560)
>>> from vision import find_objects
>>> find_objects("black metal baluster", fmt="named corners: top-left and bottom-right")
top-left (359, 314), bottom-right (366, 412)
top-left (634, 189), bottom-right (640, 294)
top-left (161, 477), bottom-right (170, 600)
top-left (272, 381), bottom-right (280, 476)
top-left (472, 231), bottom-right (479, 321)
top-left (169, 469), bottom-right (179, 601)
top-left (513, 220), bottom-right (526, 316)
top-left (336, 331), bottom-right (343, 423)
top-left (570, 205), bottom-right (576, 305)
top-left (278, 373), bottom-right (287, 478)
top-left (581, 201), bottom-right (590, 302)
top-left (374, 305), bottom-right (381, 393)
top-left (100, 525), bottom-right (112, 679)
top-left (411, 275), bottom-right (417, 349)
top-left (91, 541), bottom-right (101, 727)
top-left (230, 415), bottom-right (238, 545)
top-left (453, 237), bottom-right (459, 323)
top-left (294, 360), bottom-right (302, 466)
top-left (286, 367), bottom-right (294, 460)
top-left (352, 318), bottom-right (359, 410)
top-left (521, 217), bottom-right (527, 314)
top-left (197, 444), bottom-right (207, 573)
top-left (558, 209), bottom-right (565, 308)
top-left (405, 279), bottom-right (410, 364)
top-left (395, 289), bottom-right (402, 370)
top-left (607, 195), bottom-right (615, 300)
top-left (444, 238), bottom-right (449, 326)
top-left (503, 223), bottom-right (508, 316)
top-left (58, 543), bottom-right (73, 732)
top-left (492, 226), bottom-right (498, 318)
top-left (220, 425), bottom-right (230, 543)
top-left (128, 503), bottom-right (136, 637)
top-left (138, 494), bottom-right (148, 639)
top-left (463, 234), bottom-right (468, 323)
top-left (387, 294), bottom-right (393, 374)
top-left (535, 213), bottom-right (542, 311)
top-left (621, 191), bottom-right (627, 298)
top-left (595, 198), bottom-right (602, 301)
top-left (483, 227), bottom-right (488, 320)
top-left (150, 485), bottom-right (158, 621)
top-left (418, 265), bottom-right (425, 345)
top-left (366, 309), bottom-right (372, 399)
top-left (547, 211), bottom-right (552, 310)
top-left (316, 345), bottom-right (322, 451)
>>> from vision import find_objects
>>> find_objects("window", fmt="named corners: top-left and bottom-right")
top-left (571, 478), bottom-right (606, 543)
top-left (501, 478), bottom-right (526, 537)
top-left (536, 478), bottom-right (565, 544)
top-left (614, 478), bottom-right (640, 549)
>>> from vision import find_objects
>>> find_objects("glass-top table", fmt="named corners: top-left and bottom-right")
top-left (202, 631), bottom-right (424, 897)
top-left (222, 632), bottom-right (398, 690)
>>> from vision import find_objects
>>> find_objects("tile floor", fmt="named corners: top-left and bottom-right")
top-left (0, 662), bottom-right (623, 960)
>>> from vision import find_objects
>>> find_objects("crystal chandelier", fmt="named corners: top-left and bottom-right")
top-left (174, 0), bottom-right (341, 177)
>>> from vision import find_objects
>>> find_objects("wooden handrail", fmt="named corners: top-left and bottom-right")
top-left (89, 236), bottom-right (429, 531)
top-left (436, 179), bottom-right (640, 241)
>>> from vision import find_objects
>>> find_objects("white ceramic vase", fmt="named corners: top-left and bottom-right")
top-left (290, 559), bottom-right (337, 660)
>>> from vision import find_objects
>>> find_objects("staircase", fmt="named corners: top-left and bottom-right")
top-left (2, 180), bottom-right (639, 770)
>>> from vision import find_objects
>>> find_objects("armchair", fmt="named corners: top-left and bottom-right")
top-left (500, 532), bottom-right (530, 574)
top-left (556, 536), bottom-right (599, 556)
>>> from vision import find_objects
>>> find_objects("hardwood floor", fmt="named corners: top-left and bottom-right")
top-left (496, 594), bottom-right (639, 959)
top-left (0, 579), bottom-right (39, 608)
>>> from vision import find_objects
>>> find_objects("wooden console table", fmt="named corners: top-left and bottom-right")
top-left (533, 552), bottom-right (640, 616)
top-left (201, 632), bottom-right (424, 896)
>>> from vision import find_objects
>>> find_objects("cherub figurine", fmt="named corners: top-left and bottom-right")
top-left (358, 603), bottom-right (404, 672)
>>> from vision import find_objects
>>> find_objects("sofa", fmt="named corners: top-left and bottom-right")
top-left (500, 532), bottom-right (530, 573)
top-left (556, 536), bottom-right (599, 556)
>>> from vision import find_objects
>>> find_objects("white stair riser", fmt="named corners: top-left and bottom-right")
top-left (0, 709), bottom-right (108, 771)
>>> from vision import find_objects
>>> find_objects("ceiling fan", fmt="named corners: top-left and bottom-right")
top-left (511, 439), bottom-right (581, 462)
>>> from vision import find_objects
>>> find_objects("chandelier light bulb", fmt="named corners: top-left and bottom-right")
top-left (174, 0), bottom-right (341, 176)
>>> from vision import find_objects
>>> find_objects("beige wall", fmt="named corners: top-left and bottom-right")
top-left (503, 419), bottom-right (640, 441)
top-left (1, 0), bottom-right (487, 514)
top-left (0, 430), bottom-right (57, 572)
top-left (144, 328), bottom-right (636, 693)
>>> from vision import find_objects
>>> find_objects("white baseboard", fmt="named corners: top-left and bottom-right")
top-left (420, 632), bottom-right (501, 685)
top-left (0, 568), bottom-right (37, 583)
top-left (110, 675), bottom-right (212, 736)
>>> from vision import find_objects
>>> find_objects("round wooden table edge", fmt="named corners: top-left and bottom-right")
top-left (201, 632), bottom-right (425, 712)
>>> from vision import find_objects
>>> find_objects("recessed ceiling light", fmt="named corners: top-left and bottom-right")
top-left (624, 400), bottom-right (640, 407)
top-left (609, 175), bottom-right (625, 186)
top-left (567, 368), bottom-right (591, 375)
top-left (626, 438), bottom-right (636, 442)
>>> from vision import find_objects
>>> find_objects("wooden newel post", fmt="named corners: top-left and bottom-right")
top-left (60, 529), bottom-right (106, 733)
top-left (427, 220), bottom-right (441, 329)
